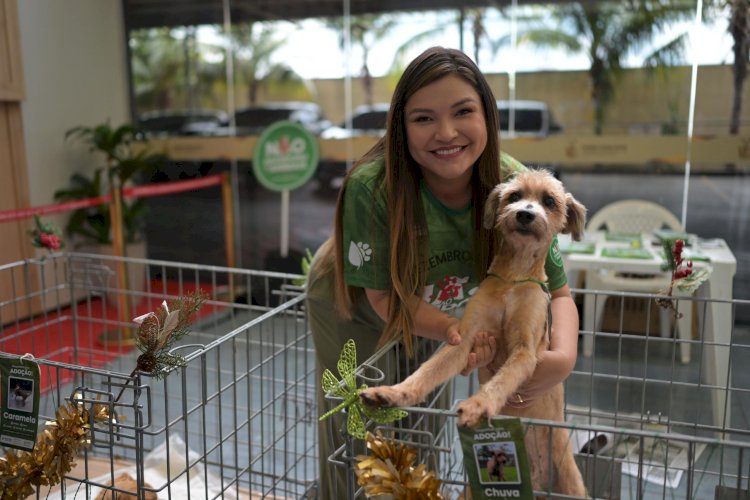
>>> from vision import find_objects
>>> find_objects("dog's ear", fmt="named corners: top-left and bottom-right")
top-left (563, 193), bottom-right (587, 241)
top-left (483, 184), bottom-right (505, 229)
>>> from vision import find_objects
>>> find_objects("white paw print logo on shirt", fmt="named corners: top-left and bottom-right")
top-left (348, 241), bottom-right (372, 269)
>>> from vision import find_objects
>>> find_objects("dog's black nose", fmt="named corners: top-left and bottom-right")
top-left (516, 210), bottom-right (535, 225)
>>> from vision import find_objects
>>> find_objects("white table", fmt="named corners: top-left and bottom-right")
top-left (560, 231), bottom-right (737, 429)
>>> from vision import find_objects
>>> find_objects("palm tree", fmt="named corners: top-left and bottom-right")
top-left (130, 26), bottom-right (229, 112)
top-left (727, 0), bottom-right (749, 134)
top-left (325, 14), bottom-right (400, 106)
top-left (392, 8), bottom-right (503, 68)
top-left (229, 22), bottom-right (302, 105)
top-left (513, 2), bottom-right (700, 134)
top-left (130, 28), bottom-right (186, 110)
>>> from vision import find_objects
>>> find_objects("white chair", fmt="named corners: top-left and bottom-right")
top-left (583, 200), bottom-right (693, 363)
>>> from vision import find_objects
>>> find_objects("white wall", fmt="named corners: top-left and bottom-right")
top-left (18, 0), bottom-right (129, 211)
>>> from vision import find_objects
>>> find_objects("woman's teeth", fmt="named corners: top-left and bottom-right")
top-left (434, 146), bottom-right (462, 156)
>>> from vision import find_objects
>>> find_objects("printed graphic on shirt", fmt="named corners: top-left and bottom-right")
top-left (348, 240), bottom-right (372, 269)
top-left (549, 238), bottom-right (563, 267)
top-left (426, 249), bottom-right (473, 271)
top-left (423, 275), bottom-right (478, 313)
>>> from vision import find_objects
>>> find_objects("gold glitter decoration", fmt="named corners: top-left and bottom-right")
top-left (0, 292), bottom-right (204, 499)
top-left (0, 396), bottom-right (109, 499)
top-left (355, 431), bottom-right (443, 499)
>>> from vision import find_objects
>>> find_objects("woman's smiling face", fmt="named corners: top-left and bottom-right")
top-left (405, 74), bottom-right (488, 191)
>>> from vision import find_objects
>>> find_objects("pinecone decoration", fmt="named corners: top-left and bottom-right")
top-left (129, 293), bottom-right (205, 378)
top-left (136, 352), bottom-right (157, 373)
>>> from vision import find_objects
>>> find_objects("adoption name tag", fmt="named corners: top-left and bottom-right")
top-left (0, 356), bottom-right (41, 451)
top-left (459, 417), bottom-right (533, 499)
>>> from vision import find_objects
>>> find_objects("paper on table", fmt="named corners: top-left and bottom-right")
top-left (653, 229), bottom-right (695, 244)
top-left (601, 247), bottom-right (653, 259)
top-left (605, 232), bottom-right (642, 244)
top-left (680, 248), bottom-right (711, 262)
top-left (559, 241), bottom-right (596, 254)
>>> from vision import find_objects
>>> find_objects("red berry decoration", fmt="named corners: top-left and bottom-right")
top-left (29, 215), bottom-right (64, 254)
top-left (656, 238), bottom-right (707, 319)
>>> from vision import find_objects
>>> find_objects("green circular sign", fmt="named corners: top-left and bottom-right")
top-left (252, 121), bottom-right (319, 191)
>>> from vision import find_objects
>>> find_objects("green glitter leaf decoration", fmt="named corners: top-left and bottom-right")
top-left (292, 248), bottom-right (314, 286)
top-left (319, 339), bottom-right (408, 439)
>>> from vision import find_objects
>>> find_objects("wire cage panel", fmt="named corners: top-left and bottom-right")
top-left (323, 289), bottom-right (750, 500)
top-left (0, 252), bottom-right (316, 499)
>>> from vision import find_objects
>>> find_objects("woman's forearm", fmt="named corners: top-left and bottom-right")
top-left (547, 286), bottom-right (580, 375)
top-left (509, 284), bottom-right (580, 402)
top-left (365, 288), bottom-right (460, 344)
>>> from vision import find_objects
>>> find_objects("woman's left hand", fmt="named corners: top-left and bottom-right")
top-left (461, 331), bottom-right (496, 376)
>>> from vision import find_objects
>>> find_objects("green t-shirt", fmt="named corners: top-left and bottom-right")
top-left (342, 153), bottom-right (567, 315)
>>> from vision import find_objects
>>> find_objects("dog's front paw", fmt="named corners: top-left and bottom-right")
top-left (360, 385), bottom-right (417, 408)
top-left (457, 395), bottom-right (497, 428)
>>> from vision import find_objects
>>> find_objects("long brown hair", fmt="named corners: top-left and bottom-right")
top-left (330, 46), bottom-right (502, 356)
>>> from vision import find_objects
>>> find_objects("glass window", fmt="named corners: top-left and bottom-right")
top-left (122, 0), bottom-right (748, 321)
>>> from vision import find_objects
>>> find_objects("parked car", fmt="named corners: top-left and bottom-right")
top-left (137, 109), bottom-right (228, 137)
top-left (319, 103), bottom-right (389, 140)
top-left (316, 104), bottom-right (389, 191)
top-left (232, 101), bottom-right (331, 136)
top-left (498, 100), bottom-right (563, 177)
top-left (315, 100), bottom-right (563, 191)
top-left (497, 100), bottom-right (563, 138)
top-left (135, 110), bottom-right (229, 182)
top-left (319, 100), bottom-right (561, 142)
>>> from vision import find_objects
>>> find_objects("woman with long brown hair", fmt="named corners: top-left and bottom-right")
top-left (307, 46), bottom-right (580, 498)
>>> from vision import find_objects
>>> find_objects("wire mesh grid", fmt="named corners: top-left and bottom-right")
top-left (0, 252), bottom-right (316, 499)
top-left (324, 289), bottom-right (750, 499)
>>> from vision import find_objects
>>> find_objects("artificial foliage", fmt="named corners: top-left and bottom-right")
top-left (319, 339), bottom-right (408, 440)
top-left (355, 431), bottom-right (443, 499)
top-left (0, 396), bottom-right (109, 499)
top-left (656, 238), bottom-right (709, 317)
top-left (132, 291), bottom-right (206, 376)
top-left (292, 247), bottom-right (314, 286)
top-left (53, 122), bottom-right (164, 245)
top-left (0, 292), bottom-right (204, 499)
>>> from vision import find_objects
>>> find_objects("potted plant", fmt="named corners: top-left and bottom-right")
top-left (54, 121), bottom-right (164, 302)
top-left (54, 121), bottom-right (164, 248)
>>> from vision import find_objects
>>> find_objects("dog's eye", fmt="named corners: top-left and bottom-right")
top-left (508, 192), bottom-right (521, 203)
top-left (543, 196), bottom-right (556, 209)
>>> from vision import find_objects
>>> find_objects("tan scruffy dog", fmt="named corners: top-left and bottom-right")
top-left (360, 169), bottom-right (588, 497)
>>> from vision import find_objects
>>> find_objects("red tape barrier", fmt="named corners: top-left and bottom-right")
top-left (123, 174), bottom-right (222, 199)
top-left (0, 195), bottom-right (112, 224)
top-left (0, 174), bottom-right (225, 224)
